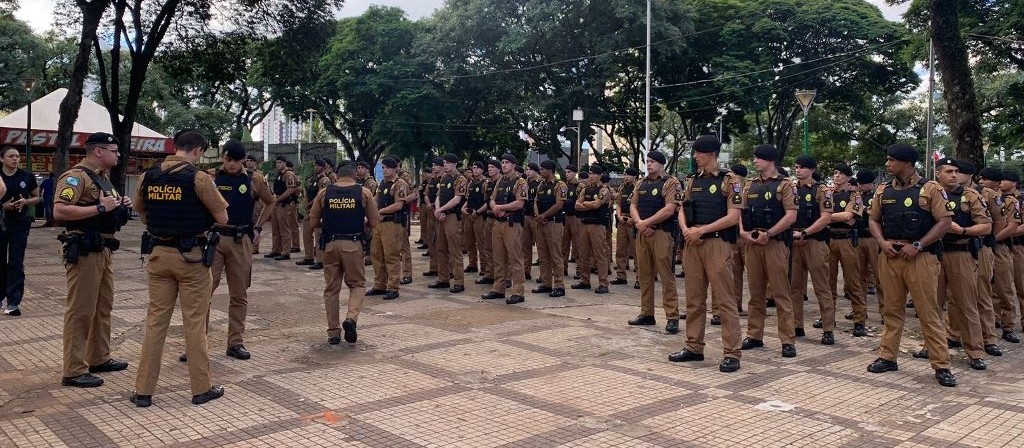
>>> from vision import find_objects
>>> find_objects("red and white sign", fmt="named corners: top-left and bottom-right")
top-left (0, 128), bottom-right (173, 154)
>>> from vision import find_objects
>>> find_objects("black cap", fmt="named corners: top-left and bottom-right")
top-left (565, 165), bottom-right (578, 172)
top-left (222, 139), bottom-right (246, 161)
top-left (957, 159), bottom-right (977, 175)
top-left (275, 156), bottom-right (288, 163)
top-left (487, 159), bottom-right (501, 170)
top-left (472, 160), bottom-right (485, 170)
top-left (850, 178), bottom-right (859, 186)
top-left (381, 157), bottom-right (399, 169)
top-left (692, 135), bottom-right (721, 153)
top-left (527, 162), bottom-right (540, 172)
top-left (856, 169), bottom-right (876, 185)
top-left (245, 154), bottom-right (259, 162)
top-left (979, 167), bottom-right (1003, 182)
top-left (85, 132), bottom-right (119, 146)
top-left (514, 165), bottom-right (525, 174)
top-left (600, 174), bottom-right (611, 183)
top-left (794, 154), bottom-right (817, 169)
top-left (314, 158), bottom-right (329, 167)
top-left (286, 161), bottom-right (294, 168)
top-left (778, 167), bottom-right (789, 177)
top-left (589, 164), bottom-right (604, 175)
top-left (338, 160), bottom-right (355, 169)
top-left (887, 143), bottom-right (918, 163)
top-left (443, 153), bottom-right (459, 164)
top-left (730, 164), bottom-right (748, 177)
top-left (501, 153), bottom-right (517, 164)
top-left (647, 151), bottom-right (667, 165)
top-left (431, 157), bottom-right (444, 167)
top-left (624, 167), bottom-right (639, 176)
top-left (753, 144), bottom-right (778, 162)
top-left (422, 166), bottom-right (431, 173)
top-left (811, 171), bottom-right (822, 182)
top-left (834, 163), bottom-right (853, 177)
top-left (936, 158), bottom-right (959, 169)
top-left (540, 160), bottom-right (556, 171)
top-left (1002, 169), bottom-right (1020, 183)
top-left (357, 161), bottom-right (370, 169)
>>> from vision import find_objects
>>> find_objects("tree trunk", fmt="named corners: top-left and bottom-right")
top-left (930, 0), bottom-right (985, 167)
top-left (54, 1), bottom-right (110, 176)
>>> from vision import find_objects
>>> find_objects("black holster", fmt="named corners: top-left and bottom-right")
top-left (202, 231), bottom-right (220, 267)
top-left (969, 238), bottom-right (981, 260)
top-left (58, 233), bottom-right (82, 265)
top-left (851, 229), bottom-right (860, 248)
top-left (141, 232), bottom-right (154, 255)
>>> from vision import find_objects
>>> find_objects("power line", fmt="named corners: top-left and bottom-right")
top-left (967, 33), bottom-right (1024, 45)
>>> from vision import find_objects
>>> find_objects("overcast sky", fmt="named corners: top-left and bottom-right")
top-left (17, 0), bottom-right (907, 33)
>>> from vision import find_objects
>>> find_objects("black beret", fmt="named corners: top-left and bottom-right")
top-left (565, 165), bottom-right (578, 172)
top-left (381, 157), bottom-right (399, 169)
top-left (935, 158), bottom-right (959, 169)
top-left (1002, 169), bottom-right (1021, 183)
top-left (422, 166), bottom-right (431, 173)
top-left (487, 159), bottom-right (501, 169)
top-left (957, 159), bottom-right (977, 175)
top-left (443, 153), bottom-right (459, 164)
top-left (794, 154), bottom-right (817, 169)
top-left (624, 167), bottom-right (639, 176)
top-left (286, 161), bottom-right (294, 168)
top-left (812, 171), bottom-right (822, 182)
top-left (600, 174), bottom-right (611, 183)
top-left (275, 156), bottom-right (288, 162)
top-left (887, 143), bottom-right (918, 163)
top-left (527, 162), bottom-right (540, 172)
top-left (472, 160), bottom-right (485, 170)
top-left (314, 158), bottom-right (328, 167)
top-left (245, 154), bottom-right (259, 162)
top-left (540, 160), bottom-right (556, 171)
top-left (850, 178), bottom-right (859, 186)
top-left (589, 164), bottom-right (604, 175)
top-left (834, 163), bottom-right (853, 177)
top-left (856, 169), bottom-right (876, 185)
top-left (514, 165), bottom-right (525, 174)
top-left (647, 151), bottom-right (667, 165)
top-left (85, 132), bottom-right (119, 146)
top-left (730, 164), bottom-right (748, 177)
top-left (431, 157), bottom-right (444, 166)
top-left (222, 139), bottom-right (246, 161)
top-left (778, 167), bottom-right (789, 177)
top-left (357, 161), bottom-right (370, 169)
top-left (338, 160), bottom-right (355, 169)
top-left (323, 157), bottom-right (335, 168)
top-left (692, 135), bottom-right (721, 153)
top-left (501, 153), bottom-right (518, 164)
top-left (979, 167), bottom-right (1003, 182)
top-left (753, 144), bottom-right (778, 162)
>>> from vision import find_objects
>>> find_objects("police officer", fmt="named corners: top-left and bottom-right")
top-left (432, 153), bottom-right (468, 293)
top-left (417, 166), bottom-right (432, 250)
top-left (826, 163), bottom-right (868, 337)
top-left (561, 165), bottom-right (581, 277)
top-left (355, 161), bottom-right (378, 266)
top-left (1008, 170), bottom-right (1024, 339)
top-left (201, 140), bottom-right (275, 362)
top-left (266, 156), bottom-right (299, 260)
top-left (855, 169), bottom-right (883, 313)
top-left (574, 165), bottom-right (612, 293)
top-left (482, 154), bottom-right (529, 304)
top-left (54, 132), bottom-right (132, 388)
top-left (668, 137), bottom-right (743, 372)
top-left (131, 130), bottom-right (228, 407)
top-left (740, 144), bottom-right (798, 358)
top-left (244, 155), bottom-right (270, 254)
top-left (712, 163), bottom-right (749, 326)
top-left (463, 161), bottom-right (489, 275)
top-left (423, 158), bottom-right (443, 277)
top-left (789, 155), bottom-right (836, 345)
top-left (993, 170), bottom-right (1022, 343)
top-left (367, 157), bottom-right (409, 300)
top-left (866, 144), bottom-right (956, 387)
top-left (474, 159), bottom-right (503, 285)
top-left (532, 160), bottom-right (567, 297)
top-left (297, 159), bottom-right (333, 269)
top-left (522, 163), bottom-right (542, 280)
top-left (971, 168), bottom-right (1004, 357)
top-left (309, 161), bottom-right (380, 345)
top-left (613, 167), bottom-right (639, 285)
top-left (1, 146), bottom-right (40, 316)
top-left (398, 166), bottom-right (416, 285)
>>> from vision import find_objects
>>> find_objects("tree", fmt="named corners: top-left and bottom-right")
top-left (928, 0), bottom-right (984, 166)
top-left (0, 14), bottom-right (44, 111)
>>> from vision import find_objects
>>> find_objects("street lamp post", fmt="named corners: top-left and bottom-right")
top-left (305, 108), bottom-right (317, 143)
top-left (795, 90), bottom-right (816, 156)
top-left (20, 76), bottom-right (37, 172)
top-left (572, 108), bottom-right (584, 165)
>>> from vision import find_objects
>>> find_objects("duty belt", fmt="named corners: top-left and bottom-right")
top-left (830, 230), bottom-right (853, 239)
top-left (153, 236), bottom-right (208, 248)
top-left (381, 215), bottom-right (400, 222)
top-left (325, 233), bottom-right (363, 242)
top-left (215, 226), bottom-right (250, 237)
top-left (944, 243), bottom-right (970, 252)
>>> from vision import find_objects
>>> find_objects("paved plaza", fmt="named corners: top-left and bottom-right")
top-left (1, 221), bottom-right (1024, 447)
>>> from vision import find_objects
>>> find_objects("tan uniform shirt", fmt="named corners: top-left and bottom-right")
top-left (868, 173), bottom-right (953, 234)
top-left (133, 155), bottom-right (228, 229)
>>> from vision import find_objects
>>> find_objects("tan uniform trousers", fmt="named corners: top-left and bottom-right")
top-left (536, 220), bottom-right (565, 289)
top-left (965, 246), bottom-right (998, 345)
top-left (828, 237), bottom-right (867, 324)
top-left (476, 215), bottom-right (493, 279)
top-left (992, 244), bottom-right (1018, 330)
top-left (684, 237), bottom-right (740, 358)
top-left (1014, 246), bottom-right (1024, 330)
top-left (436, 214), bottom-right (465, 285)
top-left (272, 202), bottom-right (298, 253)
top-left (714, 241), bottom-right (746, 315)
top-left (523, 217), bottom-right (539, 277)
top-left (791, 238), bottom-right (835, 332)
top-left (463, 213), bottom-right (484, 270)
top-left (562, 215), bottom-right (581, 272)
top-left (252, 201), bottom-right (265, 253)
top-left (859, 236), bottom-right (884, 315)
top-left (578, 223), bottom-right (610, 288)
top-left (491, 221), bottom-right (525, 295)
top-left (636, 229), bottom-right (679, 319)
top-left (135, 247), bottom-right (213, 396)
top-left (745, 240), bottom-right (796, 344)
top-left (210, 235), bottom-right (254, 347)
top-left (62, 248), bottom-right (115, 378)
top-left (938, 250), bottom-right (984, 359)
top-left (877, 251), bottom-right (949, 370)
top-left (418, 205), bottom-right (429, 242)
top-left (371, 221), bottom-right (406, 291)
top-left (614, 222), bottom-right (635, 280)
top-left (323, 240), bottom-right (367, 337)
top-left (301, 217), bottom-right (322, 263)
top-left (426, 212), bottom-right (439, 272)
top-left (402, 223), bottom-right (412, 278)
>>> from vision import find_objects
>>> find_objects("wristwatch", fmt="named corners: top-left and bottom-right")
top-left (912, 241), bottom-right (923, 250)
top-left (96, 204), bottom-right (106, 214)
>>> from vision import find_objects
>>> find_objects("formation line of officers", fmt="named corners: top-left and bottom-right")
top-left (50, 131), bottom-right (1024, 409)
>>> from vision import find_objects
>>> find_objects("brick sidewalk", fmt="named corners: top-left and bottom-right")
top-left (1, 221), bottom-right (1023, 447)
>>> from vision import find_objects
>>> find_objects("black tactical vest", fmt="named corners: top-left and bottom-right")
top-left (321, 185), bottom-right (365, 237)
top-left (495, 176), bottom-right (523, 222)
top-left (747, 178), bottom-right (785, 230)
top-left (437, 174), bottom-right (461, 212)
top-left (305, 174), bottom-right (321, 202)
top-left (142, 163), bottom-right (213, 237)
top-left (65, 167), bottom-right (129, 234)
top-left (578, 182), bottom-right (609, 225)
top-left (795, 182), bottom-right (821, 229)
top-left (273, 171), bottom-right (287, 196)
top-left (976, 185), bottom-right (996, 247)
top-left (535, 180), bottom-right (564, 222)
top-left (426, 177), bottom-right (439, 203)
top-left (831, 190), bottom-right (854, 229)
top-left (524, 178), bottom-right (540, 216)
top-left (216, 170), bottom-right (255, 227)
top-left (563, 179), bottom-right (578, 216)
top-left (942, 186), bottom-right (973, 244)
top-left (636, 176), bottom-right (669, 221)
top-left (619, 182), bottom-right (635, 211)
top-left (467, 178), bottom-right (487, 209)
top-left (854, 193), bottom-right (872, 231)
top-left (685, 174), bottom-right (727, 226)
top-left (377, 178), bottom-right (397, 210)
top-left (880, 178), bottom-right (935, 241)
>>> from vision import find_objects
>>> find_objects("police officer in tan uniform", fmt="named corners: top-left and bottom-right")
top-left (855, 169), bottom-right (883, 314)
top-left (521, 163), bottom-right (542, 280)
top-left (613, 167), bottom-right (638, 285)
top-left (244, 154), bottom-right (269, 254)
top-left (740, 145), bottom-right (798, 358)
top-left (399, 167), bottom-right (416, 284)
top-left (975, 168), bottom-right (1007, 356)
top-left (55, 132), bottom-right (133, 388)
top-left (423, 158), bottom-right (444, 276)
top-left (574, 165), bottom-right (613, 293)
top-left (866, 144), bottom-right (956, 387)
top-left (298, 159), bottom-right (335, 269)
top-left (993, 170), bottom-right (1022, 343)
top-left (1007, 170), bottom-right (1024, 340)
top-left (432, 153), bottom-right (468, 293)
top-left (131, 130), bottom-right (228, 407)
top-left (462, 161), bottom-right (489, 275)
top-left (561, 165), bottom-right (582, 277)
top-left (532, 160), bottom-right (567, 297)
top-left (367, 157), bottom-right (409, 300)
top-left (267, 156), bottom-right (299, 259)
top-left (473, 160), bottom-right (503, 285)
top-left (482, 154), bottom-right (529, 304)
top-left (826, 163), bottom-right (868, 337)
top-left (789, 155), bottom-right (836, 345)
top-left (668, 138), bottom-right (742, 371)
top-left (712, 163), bottom-right (749, 326)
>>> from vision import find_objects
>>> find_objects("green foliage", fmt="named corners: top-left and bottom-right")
top-left (0, 14), bottom-right (44, 111)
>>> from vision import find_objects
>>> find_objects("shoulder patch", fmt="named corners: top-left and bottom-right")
top-left (59, 187), bottom-right (76, 201)
top-left (65, 177), bottom-right (80, 187)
